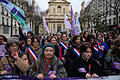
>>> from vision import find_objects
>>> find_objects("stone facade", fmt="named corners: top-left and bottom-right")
top-left (45, 0), bottom-right (71, 34)
top-left (0, 0), bottom-right (29, 38)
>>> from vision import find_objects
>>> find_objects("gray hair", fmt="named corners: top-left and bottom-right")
top-left (6, 37), bottom-right (19, 48)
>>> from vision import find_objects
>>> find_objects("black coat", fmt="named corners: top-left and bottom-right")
top-left (104, 56), bottom-right (120, 75)
top-left (64, 48), bottom-right (80, 64)
top-left (64, 43), bottom-right (81, 64)
top-left (54, 45), bottom-right (59, 58)
top-left (68, 56), bottom-right (101, 78)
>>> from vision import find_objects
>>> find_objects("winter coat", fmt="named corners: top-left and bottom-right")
top-left (29, 52), bottom-right (67, 78)
top-left (0, 51), bottom-right (29, 76)
top-left (64, 42), bottom-right (81, 64)
top-left (104, 55), bottom-right (120, 75)
top-left (68, 56), bottom-right (101, 78)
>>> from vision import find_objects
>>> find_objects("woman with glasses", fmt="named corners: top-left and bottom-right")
top-left (0, 37), bottom-right (29, 76)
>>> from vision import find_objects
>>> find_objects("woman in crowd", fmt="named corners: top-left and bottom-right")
top-left (85, 35), bottom-right (95, 47)
top-left (0, 37), bottom-right (29, 75)
top-left (64, 35), bottom-right (81, 70)
top-left (85, 35), bottom-right (99, 59)
top-left (106, 35), bottom-right (114, 49)
top-left (0, 35), bottom-right (7, 59)
top-left (104, 41), bottom-right (120, 75)
top-left (92, 34), bottom-right (108, 61)
top-left (47, 35), bottom-right (52, 43)
top-left (25, 38), bottom-right (32, 49)
top-left (25, 37), bottom-right (41, 65)
top-left (63, 35), bottom-right (81, 73)
top-left (42, 38), bottom-right (48, 48)
top-left (50, 36), bottom-right (59, 58)
top-left (29, 43), bottom-right (67, 79)
top-left (59, 33), bottom-right (69, 62)
top-left (68, 43), bottom-right (101, 78)
top-left (57, 32), bottom-right (61, 42)
top-left (81, 31), bottom-right (88, 42)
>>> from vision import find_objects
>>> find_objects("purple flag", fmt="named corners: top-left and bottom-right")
top-left (0, 0), bottom-right (8, 4)
top-left (70, 5), bottom-right (77, 35)
top-left (0, 0), bottom-right (26, 28)
top-left (43, 16), bottom-right (50, 33)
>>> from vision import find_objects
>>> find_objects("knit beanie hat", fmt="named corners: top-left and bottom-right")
top-left (42, 43), bottom-right (55, 52)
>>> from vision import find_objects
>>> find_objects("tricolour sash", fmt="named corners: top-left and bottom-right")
top-left (96, 40), bottom-right (102, 50)
top-left (28, 47), bottom-right (38, 61)
top-left (58, 42), bottom-right (68, 50)
top-left (93, 46), bottom-right (98, 52)
top-left (73, 48), bottom-right (81, 57)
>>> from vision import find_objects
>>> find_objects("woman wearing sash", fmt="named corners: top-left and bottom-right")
top-left (25, 37), bottom-right (41, 65)
top-left (0, 37), bottom-right (29, 76)
top-left (93, 34), bottom-right (108, 75)
top-left (64, 35), bottom-right (81, 72)
top-left (59, 33), bottom-right (69, 62)
top-left (94, 34), bottom-right (108, 60)
top-left (29, 43), bottom-right (67, 79)
top-left (68, 43), bottom-right (101, 78)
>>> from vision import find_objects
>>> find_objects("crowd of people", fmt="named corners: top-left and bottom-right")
top-left (0, 30), bottom-right (120, 79)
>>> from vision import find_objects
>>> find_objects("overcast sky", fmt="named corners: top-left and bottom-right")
top-left (35, 0), bottom-right (91, 13)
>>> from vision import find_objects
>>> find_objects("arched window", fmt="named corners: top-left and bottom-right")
top-left (57, 6), bottom-right (61, 14)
